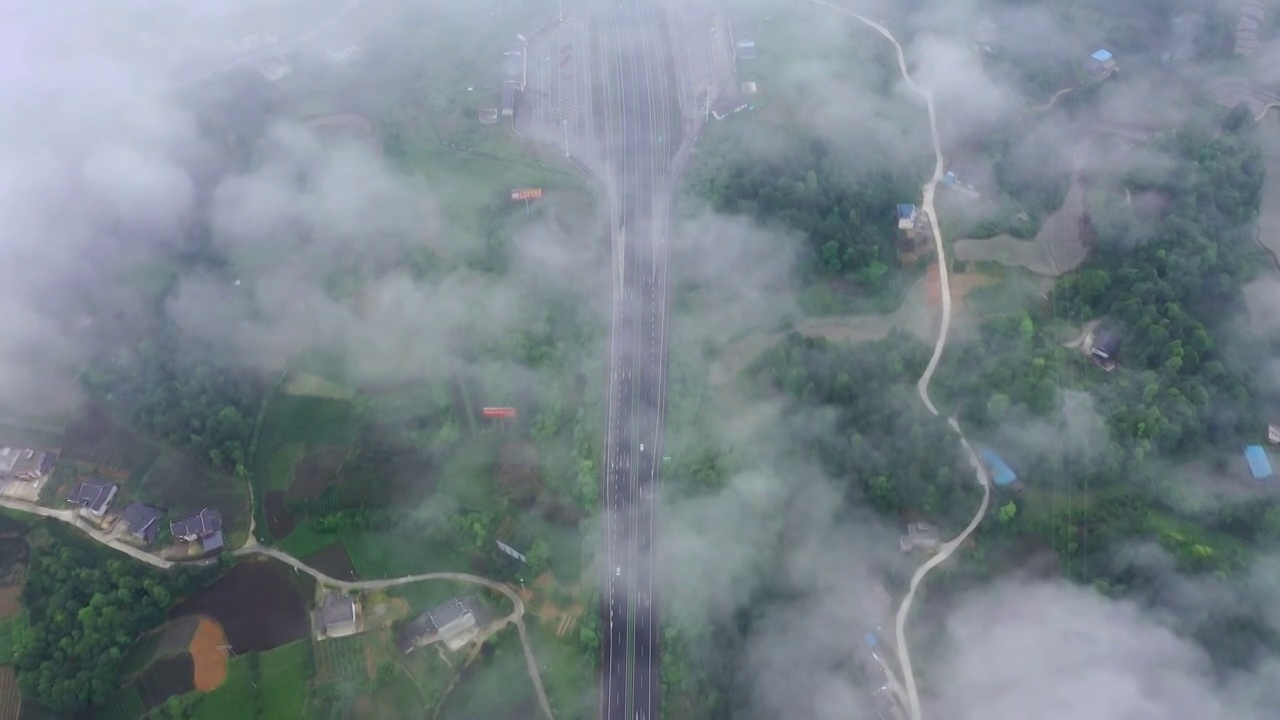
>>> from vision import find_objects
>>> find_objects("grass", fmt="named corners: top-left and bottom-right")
top-left (0, 420), bottom-right (63, 450)
top-left (434, 434), bottom-right (504, 514)
top-left (384, 580), bottom-right (476, 615)
top-left (260, 443), bottom-right (303, 493)
top-left (257, 641), bottom-right (313, 720)
top-left (438, 633), bottom-right (536, 720)
top-left (313, 634), bottom-right (370, 684)
top-left (340, 529), bottom-right (471, 580)
top-left (276, 523), bottom-right (339, 559)
top-left (191, 653), bottom-right (256, 720)
top-left (530, 621), bottom-right (596, 720)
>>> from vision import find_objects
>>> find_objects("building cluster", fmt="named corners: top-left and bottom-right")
top-left (894, 203), bottom-right (933, 259)
top-left (65, 477), bottom-right (225, 554)
top-left (711, 15), bottom-right (759, 121)
top-left (0, 447), bottom-right (54, 481)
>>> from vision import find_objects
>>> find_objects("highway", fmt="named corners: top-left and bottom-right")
top-left (594, 0), bottom-right (677, 717)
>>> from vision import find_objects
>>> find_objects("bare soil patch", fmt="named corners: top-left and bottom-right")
top-left (189, 617), bottom-right (229, 691)
top-left (170, 561), bottom-right (310, 653)
top-left (288, 445), bottom-right (347, 501)
top-left (265, 491), bottom-right (297, 538)
top-left (494, 442), bottom-right (542, 508)
top-left (302, 543), bottom-right (357, 582)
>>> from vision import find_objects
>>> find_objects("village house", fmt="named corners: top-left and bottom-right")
top-left (395, 597), bottom-right (483, 654)
top-left (122, 502), bottom-right (165, 544)
top-left (979, 449), bottom-right (1024, 491)
top-left (0, 447), bottom-right (54, 481)
top-left (1267, 424), bottom-right (1280, 445)
top-left (1245, 445), bottom-right (1274, 481)
top-left (171, 508), bottom-right (224, 552)
top-left (900, 521), bottom-right (940, 553)
top-left (1084, 49), bottom-right (1118, 80)
top-left (68, 477), bottom-right (118, 517)
top-left (315, 592), bottom-right (361, 639)
top-left (1089, 330), bottom-right (1122, 371)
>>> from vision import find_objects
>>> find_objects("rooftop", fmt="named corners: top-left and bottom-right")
top-left (172, 508), bottom-right (222, 538)
top-left (1090, 49), bottom-right (1113, 63)
top-left (0, 447), bottom-right (52, 477)
top-left (979, 449), bottom-right (1018, 486)
top-left (319, 593), bottom-right (357, 628)
top-left (1245, 445), bottom-right (1273, 480)
top-left (896, 204), bottom-right (916, 219)
top-left (428, 598), bottom-right (473, 630)
top-left (69, 477), bottom-right (117, 513)
top-left (122, 502), bottom-right (164, 542)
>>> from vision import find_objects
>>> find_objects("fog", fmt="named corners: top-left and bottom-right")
top-left (7, 0), bottom-right (1280, 717)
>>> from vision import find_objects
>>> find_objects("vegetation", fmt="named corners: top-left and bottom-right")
top-left (686, 125), bottom-right (920, 310)
top-left (11, 527), bottom-right (205, 712)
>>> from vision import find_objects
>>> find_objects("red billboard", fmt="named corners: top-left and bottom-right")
top-left (482, 407), bottom-right (518, 419)
top-left (510, 188), bottom-right (543, 201)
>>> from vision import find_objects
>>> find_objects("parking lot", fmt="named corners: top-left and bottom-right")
top-left (668, 7), bottom-right (735, 121)
top-left (522, 18), bottom-right (596, 161)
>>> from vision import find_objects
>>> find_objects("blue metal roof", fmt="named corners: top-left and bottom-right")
top-left (979, 449), bottom-right (1018, 486)
top-left (943, 171), bottom-right (956, 184)
top-left (1091, 49), bottom-right (1112, 62)
top-left (896, 204), bottom-right (916, 219)
top-left (864, 633), bottom-right (877, 648)
top-left (1245, 445), bottom-right (1273, 480)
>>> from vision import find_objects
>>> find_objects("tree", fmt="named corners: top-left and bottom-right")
top-left (525, 538), bottom-right (552, 576)
top-left (997, 501), bottom-right (1017, 524)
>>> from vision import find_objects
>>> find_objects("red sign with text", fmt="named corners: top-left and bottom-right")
top-left (482, 407), bottom-right (518, 419)
top-left (510, 188), bottom-right (543, 201)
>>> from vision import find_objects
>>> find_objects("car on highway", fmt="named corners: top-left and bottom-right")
top-left (616, 566), bottom-right (621, 577)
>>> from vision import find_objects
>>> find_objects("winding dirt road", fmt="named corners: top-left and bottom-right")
top-left (803, 5), bottom-right (992, 720)
top-left (0, 492), bottom-right (554, 720)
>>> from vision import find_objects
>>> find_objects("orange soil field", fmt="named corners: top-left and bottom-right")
top-left (924, 264), bottom-right (996, 308)
top-left (188, 617), bottom-right (229, 691)
top-left (0, 666), bottom-right (19, 720)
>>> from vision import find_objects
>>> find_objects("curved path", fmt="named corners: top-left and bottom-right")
top-left (0, 493), bottom-right (553, 719)
top-left (802, 5), bottom-right (992, 720)
top-left (1032, 86), bottom-right (1075, 112)
top-left (238, 545), bottom-right (554, 720)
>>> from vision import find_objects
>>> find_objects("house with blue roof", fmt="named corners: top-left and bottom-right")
top-left (896, 204), bottom-right (917, 230)
top-left (1085, 48), bottom-right (1118, 79)
top-left (979, 449), bottom-right (1019, 488)
top-left (1245, 445), bottom-right (1273, 480)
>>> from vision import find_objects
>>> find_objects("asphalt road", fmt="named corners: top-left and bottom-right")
top-left (595, 0), bottom-right (677, 717)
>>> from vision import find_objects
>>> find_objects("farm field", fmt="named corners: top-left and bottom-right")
top-left (190, 651), bottom-right (254, 720)
top-left (282, 373), bottom-right (355, 401)
top-left (438, 633), bottom-right (537, 720)
top-left (341, 528), bottom-right (471, 580)
top-left (170, 560), bottom-right (312, 653)
top-left (190, 617), bottom-right (230, 691)
top-left (953, 233), bottom-right (1060, 276)
top-left (0, 419), bottom-right (63, 452)
top-left (135, 450), bottom-right (251, 547)
top-left (0, 538), bottom-right (28, 619)
top-left (251, 391), bottom-right (357, 542)
top-left (0, 615), bottom-right (17, 664)
top-left (300, 543), bottom-right (357, 582)
top-left (276, 522), bottom-right (339, 560)
top-left (257, 641), bottom-right (313, 719)
top-left (0, 666), bottom-right (17, 720)
top-left (59, 408), bottom-right (160, 487)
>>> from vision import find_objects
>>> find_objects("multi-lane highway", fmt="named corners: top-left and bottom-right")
top-left (594, 0), bottom-right (678, 717)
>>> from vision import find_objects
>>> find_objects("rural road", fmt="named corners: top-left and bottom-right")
top-left (0, 495), bottom-right (175, 570)
top-left (803, 5), bottom-right (992, 720)
top-left (0, 493), bottom-right (554, 719)
top-left (236, 548), bottom-right (556, 720)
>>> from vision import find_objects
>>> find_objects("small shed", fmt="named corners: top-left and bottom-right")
top-left (896, 204), bottom-right (917, 230)
top-left (1245, 445), bottom-right (1273, 480)
top-left (979, 449), bottom-right (1018, 487)
top-left (1090, 49), bottom-right (1113, 63)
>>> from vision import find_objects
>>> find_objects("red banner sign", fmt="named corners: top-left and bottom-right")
top-left (482, 407), bottom-right (518, 419)
top-left (510, 188), bottom-right (543, 201)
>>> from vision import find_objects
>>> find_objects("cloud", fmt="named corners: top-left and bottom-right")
top-left (927, 579), bottom-right (1280, 720)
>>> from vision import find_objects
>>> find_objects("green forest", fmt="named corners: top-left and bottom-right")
top-left (10, 526), bottom-right (208, 712)
top-left (684, 125), bottom-right (922, 310)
